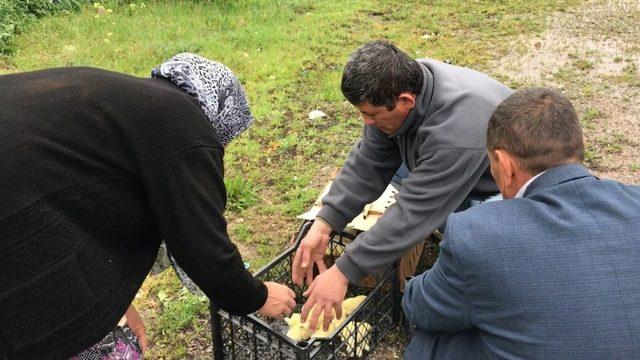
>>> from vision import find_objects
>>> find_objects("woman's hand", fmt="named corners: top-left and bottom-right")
top-left (125, 305), bottom-right (148, 353)
top-left (258, 282), bottom-right (296, 319)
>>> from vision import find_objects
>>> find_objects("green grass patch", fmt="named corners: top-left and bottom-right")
top-left (155, 288), bottom-right (208, 335)
top-left (621, 62), bottom-right (640, 86)
top-left (0, 0), bottom-right (85, 56)
top-left (581, 106), bottom-right (602, 130)
top-left (573, 59), bottom-right (594, 71)
top-left (584, 145), bottom-right (602, 169)
top-left (224, 175), bottom-right (259, 212)
top-left (233, 223), bottom-right (253, 243)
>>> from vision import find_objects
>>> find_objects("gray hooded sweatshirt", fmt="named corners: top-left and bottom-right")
top-left (317, 59), bottom-right (512, 283)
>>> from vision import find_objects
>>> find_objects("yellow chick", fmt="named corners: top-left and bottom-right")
top-left (285, 308), bottom-right (341, 340)
top-left (284, 296), bottom-right (368, 342)
top-left (284, 313), bottom-right (314, 341)
top-left (341, 295), bottom-right (366, 316)
top-left (308, 307), bottom-right (340, 338)
top-left (311, 314), bottom-right (341, 338)
top-left (339, 321), bottom-right (372, 358)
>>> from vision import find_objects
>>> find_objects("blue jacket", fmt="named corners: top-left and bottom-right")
top-left (403, 164), bottom-right (640, 359)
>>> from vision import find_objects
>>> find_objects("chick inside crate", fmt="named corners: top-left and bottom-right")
top-left (210, 221), bottom-right (401, 360)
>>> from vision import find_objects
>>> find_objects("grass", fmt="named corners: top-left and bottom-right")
top-left (584, 145), bottom-right (602, 169)
top-left (581, 106), bottom-right (602, 130)
top-left (2, 0), bottom-right (582, 357)
top-left (586, 132), bottom-right (633, 169)
top-left (0, 0), bottom-right (85, 56)
top-left (224, 175), bottom-right (259, 212)
top-left (621, 61), bottom-right (640, 86)
top-left (596, 136), bottom-right (624, 154)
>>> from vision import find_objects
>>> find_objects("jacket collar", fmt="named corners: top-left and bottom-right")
top-left (388, 64), bottom-right (434, 138)
top-left (523, 163), bottom-right (596, 198)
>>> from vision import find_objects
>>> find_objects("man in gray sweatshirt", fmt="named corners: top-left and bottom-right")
top-left (293, 40), bottom-right (512, 330)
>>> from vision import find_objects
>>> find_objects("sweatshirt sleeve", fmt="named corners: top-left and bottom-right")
top-left (143, 145), bottom-right (267, 315)
top-left (317, 125), bottom-right (402, 231)
top-left (335, 147), bottom-right (489, 283)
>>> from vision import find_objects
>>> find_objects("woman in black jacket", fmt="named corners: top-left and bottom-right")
top-left (0, 53), bottom-right (295, 359)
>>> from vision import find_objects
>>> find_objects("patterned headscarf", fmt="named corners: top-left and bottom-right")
top-left (150, 54), bottom-right (254, 294)
top-left (151, 53), bottom-right (253, 146)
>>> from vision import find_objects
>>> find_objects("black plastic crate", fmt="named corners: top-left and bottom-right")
top-left (210, 221), bottom-right (401, 359)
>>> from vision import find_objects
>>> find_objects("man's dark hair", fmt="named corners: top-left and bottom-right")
top-left (487, 87), bottom-right (584, 174)
top-left (341, 40), bottom-right (423, 110)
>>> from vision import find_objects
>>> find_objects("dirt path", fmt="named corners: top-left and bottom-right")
top-left (492, 0), bottom-right (640, 183)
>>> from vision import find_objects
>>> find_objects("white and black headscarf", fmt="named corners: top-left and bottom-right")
top-left (150, 54), bottom-right (254, 294)
top-left (151, 53), bottom-right (253, 146)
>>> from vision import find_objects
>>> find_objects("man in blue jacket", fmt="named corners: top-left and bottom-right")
top-left (402, 87), bottom-right (640, 359)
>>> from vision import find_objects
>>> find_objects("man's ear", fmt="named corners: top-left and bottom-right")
top-left (494, 149), bottom-right (516, 190)
top-left (397, 92), bottom-right (416, 110)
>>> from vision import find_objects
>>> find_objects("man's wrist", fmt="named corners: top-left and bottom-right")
top-left (314, 217), bottom-right (333, 234)
top-left (316, 206), bottom-right (348, 232)
top-left (330, 264), bottom-right (349, 285)
top-left (335, 255), bottom-right (368, 284)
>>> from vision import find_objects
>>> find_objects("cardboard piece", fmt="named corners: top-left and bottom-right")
top-left (297, 181), bottom-right (398, 232)
top-left (298, 173), bottom-right (430, 291)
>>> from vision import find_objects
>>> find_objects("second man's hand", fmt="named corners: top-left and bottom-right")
top-left (292, 219), bottom-right (332, 286)
top-left (301, 264), bottom-right (349, 331)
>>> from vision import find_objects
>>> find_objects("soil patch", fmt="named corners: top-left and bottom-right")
top-left (492, 0), bottom-right (640, 183)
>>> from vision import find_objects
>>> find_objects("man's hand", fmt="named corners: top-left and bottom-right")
top-left (301, 265), bottom-right (348, 331)
top-left (125, 305), bottom-right (148, 353)
top-left (259, 282), bottom-right (297, 319)
top-left (292, 220), bottom-right (332, 286)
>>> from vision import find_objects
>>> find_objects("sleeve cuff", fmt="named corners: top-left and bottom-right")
top-left (252, 279), bottom-right (269, 312)
top-left (401, 276), bottom-right (416, 316)
top-left (241, 279), bottom-right (269, 315)
top-left (210, 275), bottom-right (269, 315)
top-left (313, 216), bottom-right (334, 230)
top-left (335, 253), bottom-right (368, 284)
top-left (317, 206), bottom-right (349, 232)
